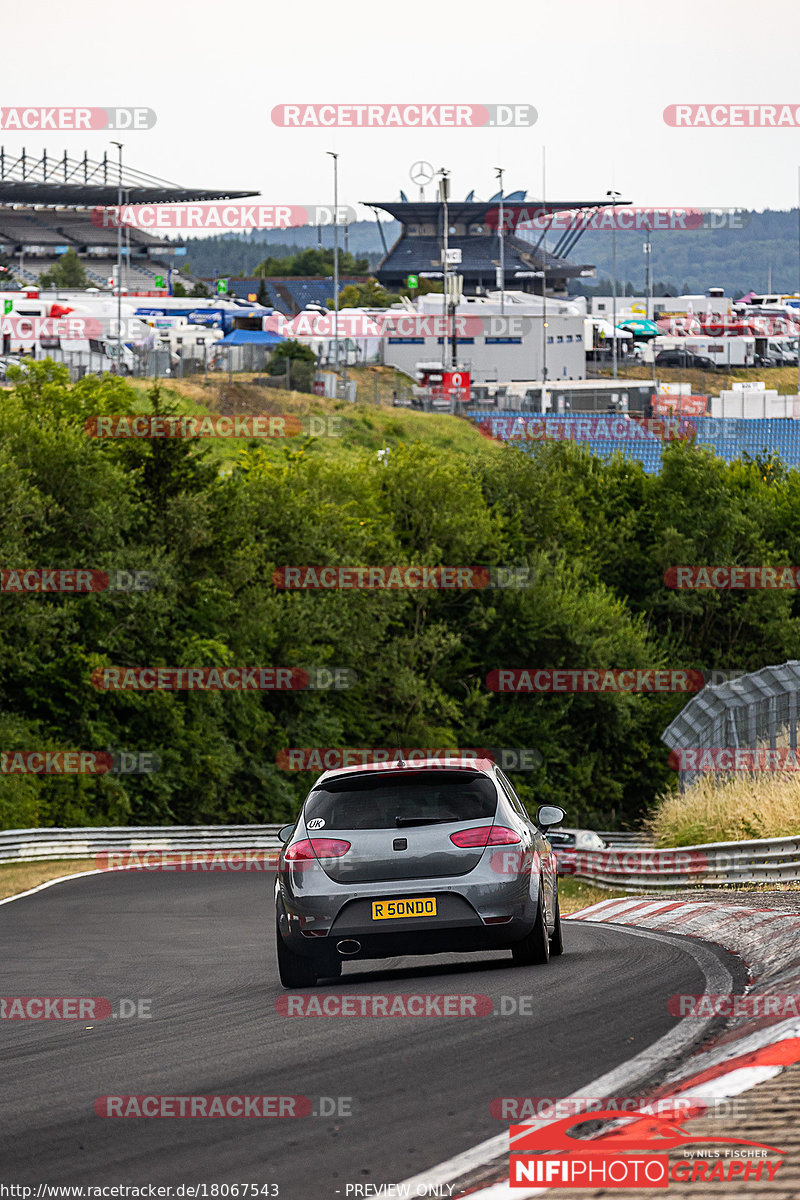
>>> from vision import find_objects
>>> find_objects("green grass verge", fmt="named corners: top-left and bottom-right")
top-left (0, 859), bottom-right (96, 900)
top-left (124, 369), bottom-right (501, 471)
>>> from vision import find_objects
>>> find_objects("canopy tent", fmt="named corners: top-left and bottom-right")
top-left (217, 328), bottom-right (285, 346)
top-left (617, 317), bottom-right (659, 337)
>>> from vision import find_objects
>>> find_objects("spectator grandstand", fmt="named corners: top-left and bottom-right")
top-left (470, 412), bottom-right (800, 474)
top-left (0, 148), bottom-right (257, 292)
top-left (0, 207), bottom-right (180, 288)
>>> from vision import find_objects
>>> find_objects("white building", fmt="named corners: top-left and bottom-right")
top-left (381, 291), bottom-right (586, 384)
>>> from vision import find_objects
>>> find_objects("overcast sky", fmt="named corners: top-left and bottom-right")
top-left (5, 0), bottom-right (800, 223)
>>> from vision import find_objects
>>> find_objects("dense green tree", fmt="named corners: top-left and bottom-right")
top-left (5, 367), bottom-right (800, 830)
top-left (254, 248), bottom-right (368, 277)
top-left (39, 248), bottom-right (88, 289)
top-left (332, 278), bottom-right (400, 309)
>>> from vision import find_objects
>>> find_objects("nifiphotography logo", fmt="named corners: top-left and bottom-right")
top-left (509, 1107), bottom-right (785, 1188)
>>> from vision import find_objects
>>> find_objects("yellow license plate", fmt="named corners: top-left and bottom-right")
top-left (371, 897), bottom-right (437, 920)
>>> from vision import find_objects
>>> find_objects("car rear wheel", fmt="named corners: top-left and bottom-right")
top-left (275, 911), bottom-right (344, 987)
top-left (276, 913), bottom-right (319, 988)
top-left (549, 887), bottom-right (564, 956)
top-left (511, 882), bottom-right (550, 966)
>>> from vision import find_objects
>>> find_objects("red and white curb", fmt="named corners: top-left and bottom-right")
top-left (397, 897), bottom-right (800, 1198)
top-left (570, 898), bottom-right (800, 1118)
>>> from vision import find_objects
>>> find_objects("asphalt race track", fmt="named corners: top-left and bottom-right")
top-left (0, 872), bottom-right (741, 1196)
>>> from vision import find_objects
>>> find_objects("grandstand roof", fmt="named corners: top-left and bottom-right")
top-left (0, 149), bottom-right (258, 206)
top-left (364, 198), bottom-right (627, 231)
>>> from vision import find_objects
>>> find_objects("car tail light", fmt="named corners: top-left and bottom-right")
top-left (450, 826), bottom-right (521, 848)
top-left (284, 838), bottom-right (351, 861)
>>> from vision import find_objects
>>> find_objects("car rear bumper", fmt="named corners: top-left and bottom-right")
top-left (277, 884), bottom-right (539, 961)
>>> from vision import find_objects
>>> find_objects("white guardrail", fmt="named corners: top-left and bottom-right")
top-left (1, 827), bottom-right (798, 892)
top-left (595, 831), bottom-right (652, 846)
top-left (0, 825), bottom-right (283, 865)
top-left (562, 835), bottom-right (800, 891)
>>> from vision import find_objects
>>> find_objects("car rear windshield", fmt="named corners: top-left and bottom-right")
top-left (303, 770), bottom-right (498, 830)
top-left (548, 832), bottom-right (576, 847)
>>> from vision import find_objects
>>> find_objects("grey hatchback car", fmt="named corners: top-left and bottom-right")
top-left (274, 756), bottom-right (566, 987)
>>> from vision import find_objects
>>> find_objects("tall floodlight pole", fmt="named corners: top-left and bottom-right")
top-left (439, 168), bottom-right (450, 369)
top-left (327, 152), bottom-right (339, 370)
top-left (495, 166), bottom-right (505, 315)
top-left (797, 167), bottom-right (800, 397)
top-left (643, 217), bottom-right (652, 321)
top-left (607, 188), bottom-right (622, 379)
top-left (110, 141), bottom-right (123, 373)
top-left (125, 188), bottom-right (131, 299)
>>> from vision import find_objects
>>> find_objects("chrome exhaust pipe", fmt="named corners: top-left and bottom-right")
top-left (337, 939), bottom-right (361, 956)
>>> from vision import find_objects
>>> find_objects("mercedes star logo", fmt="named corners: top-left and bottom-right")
top-left (409, 161), bottom-right (435, 185)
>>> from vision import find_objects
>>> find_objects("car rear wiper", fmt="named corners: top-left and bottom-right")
top-left (395, 816), bottom-right (455, 827)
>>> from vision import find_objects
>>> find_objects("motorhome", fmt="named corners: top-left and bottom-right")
top-left (644, 335), bottom-right (755, 368)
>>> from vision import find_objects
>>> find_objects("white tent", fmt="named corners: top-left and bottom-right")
top-left (591, 317), bottom-right (633, 340)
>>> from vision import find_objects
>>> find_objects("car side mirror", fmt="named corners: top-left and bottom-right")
top-left (277, 824), bottom-right (295, 844)
top-left (536, 804), bottom-right (566, 830)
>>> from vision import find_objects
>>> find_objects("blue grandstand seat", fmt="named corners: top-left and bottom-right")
top-left (465, 412), bottom-right (800, 475)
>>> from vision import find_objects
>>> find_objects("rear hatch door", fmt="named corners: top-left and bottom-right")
top-left (302, 768), bottom-right (499, 884)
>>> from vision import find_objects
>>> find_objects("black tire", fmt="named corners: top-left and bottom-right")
top-left (318, 955), bottom-right (342, 980)
top-left (549, 886), bottom-right (564, 956)
top-left (511, 881), bottom-right (550, 966)
top-left (276, 913), bottom-right (319, 988)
